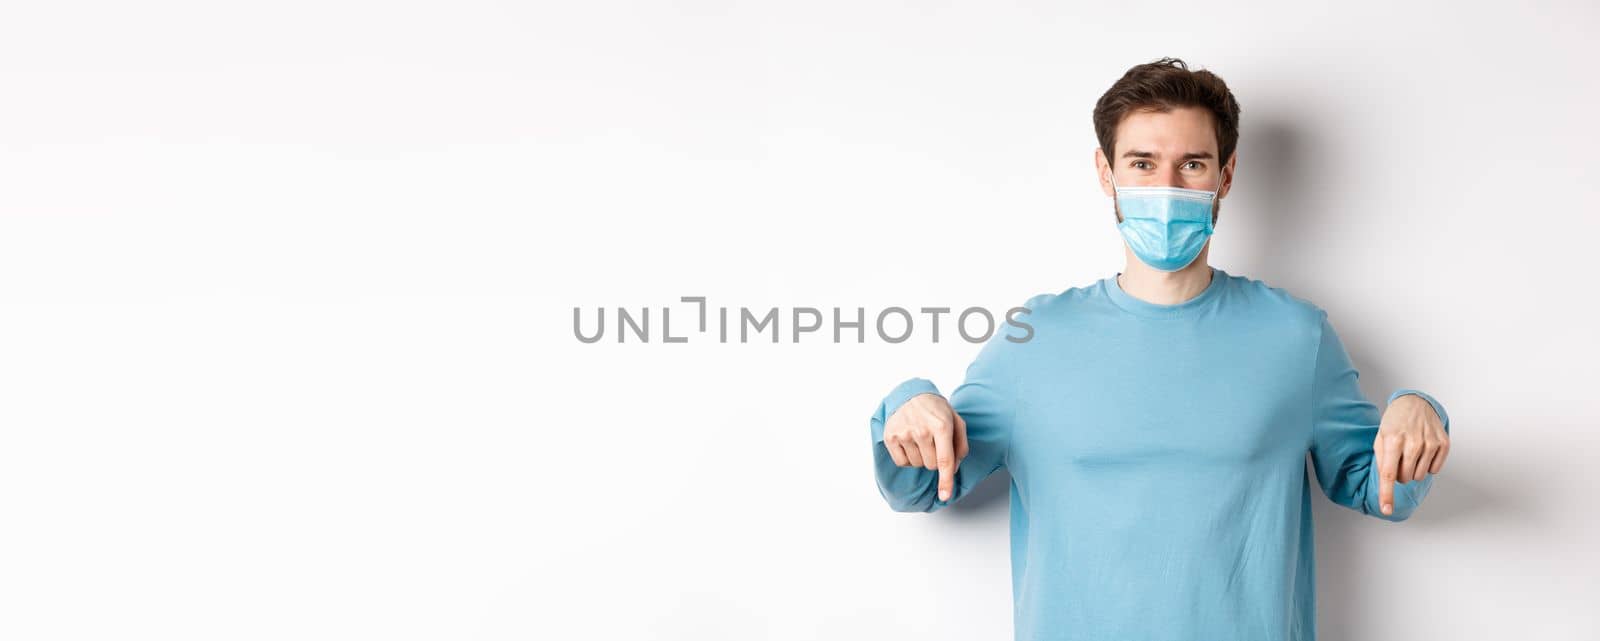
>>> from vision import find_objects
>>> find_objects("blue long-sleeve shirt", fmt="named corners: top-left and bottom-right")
top-left (869, 266), bottom-right (1450, 641)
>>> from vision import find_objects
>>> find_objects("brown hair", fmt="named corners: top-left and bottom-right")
top-left (1093, 57), bottom-right (1242, 166)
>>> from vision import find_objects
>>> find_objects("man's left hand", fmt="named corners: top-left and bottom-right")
top-left (1374, 395), bottom-right (1450, 515)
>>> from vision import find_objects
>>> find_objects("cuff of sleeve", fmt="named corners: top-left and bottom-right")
top-left (1388, 388), bottom-right (1450, 435)
top-left (873, 377), bottom-right (942, 443)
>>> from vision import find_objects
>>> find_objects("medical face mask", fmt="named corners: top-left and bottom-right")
top-left (1107, 170), bottom-right (1221, 272)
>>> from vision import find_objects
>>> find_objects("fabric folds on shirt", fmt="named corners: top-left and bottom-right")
top-left (868, 266), bottom-right (1449, 641)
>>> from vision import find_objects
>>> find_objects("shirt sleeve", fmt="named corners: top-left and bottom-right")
top-left (1308, 311), bottom-right (1451, 522)
top-left (868, 331), bottom-right (1019, 513)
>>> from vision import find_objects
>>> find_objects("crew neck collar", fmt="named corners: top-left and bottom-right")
top-left (1102, 266), bottom-right (1227, 320)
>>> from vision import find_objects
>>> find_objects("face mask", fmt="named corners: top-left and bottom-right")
top-left (1107, 170), bottom-right (1222, 272)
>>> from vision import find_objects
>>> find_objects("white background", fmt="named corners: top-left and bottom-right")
top-left (2, 1), bottom-right (1597, 639)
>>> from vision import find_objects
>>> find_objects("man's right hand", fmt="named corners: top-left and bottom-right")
top-left (883, 393), bottom-right (969, 501)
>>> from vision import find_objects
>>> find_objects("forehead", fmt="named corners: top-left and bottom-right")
top-left (1113, 105), bottom-right (1220, 157)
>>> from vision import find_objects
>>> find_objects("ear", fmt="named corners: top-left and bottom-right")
top-left (1094, 147), bottom-right (1114, 197)
top-left (1218, 151), bottom-right (1237, 199)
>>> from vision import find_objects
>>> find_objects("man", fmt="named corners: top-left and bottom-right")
top-left (869, 57), bottom-right (1451, 640)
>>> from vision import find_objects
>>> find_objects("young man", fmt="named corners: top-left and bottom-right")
top-left (869, 58), bottom-right (1451, 640)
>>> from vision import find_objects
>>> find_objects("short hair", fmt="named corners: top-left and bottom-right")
top-left (1093, 57), bottom-right (1242, 165)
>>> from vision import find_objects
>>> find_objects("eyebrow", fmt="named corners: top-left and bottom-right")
top-left (1121, 149), bottom-right (1216, 162)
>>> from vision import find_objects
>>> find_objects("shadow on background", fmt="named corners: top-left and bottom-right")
top-left (1235, 111), bottom-right (1485, 641)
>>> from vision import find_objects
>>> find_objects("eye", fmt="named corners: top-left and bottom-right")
top-left (1183, 161), bottom-right (1205, 171)
top-left (1131, 160), bottom-right (1152, 170)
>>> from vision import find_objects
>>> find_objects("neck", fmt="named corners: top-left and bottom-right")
top-left (1116, 252), bottom-right (1214, 305)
